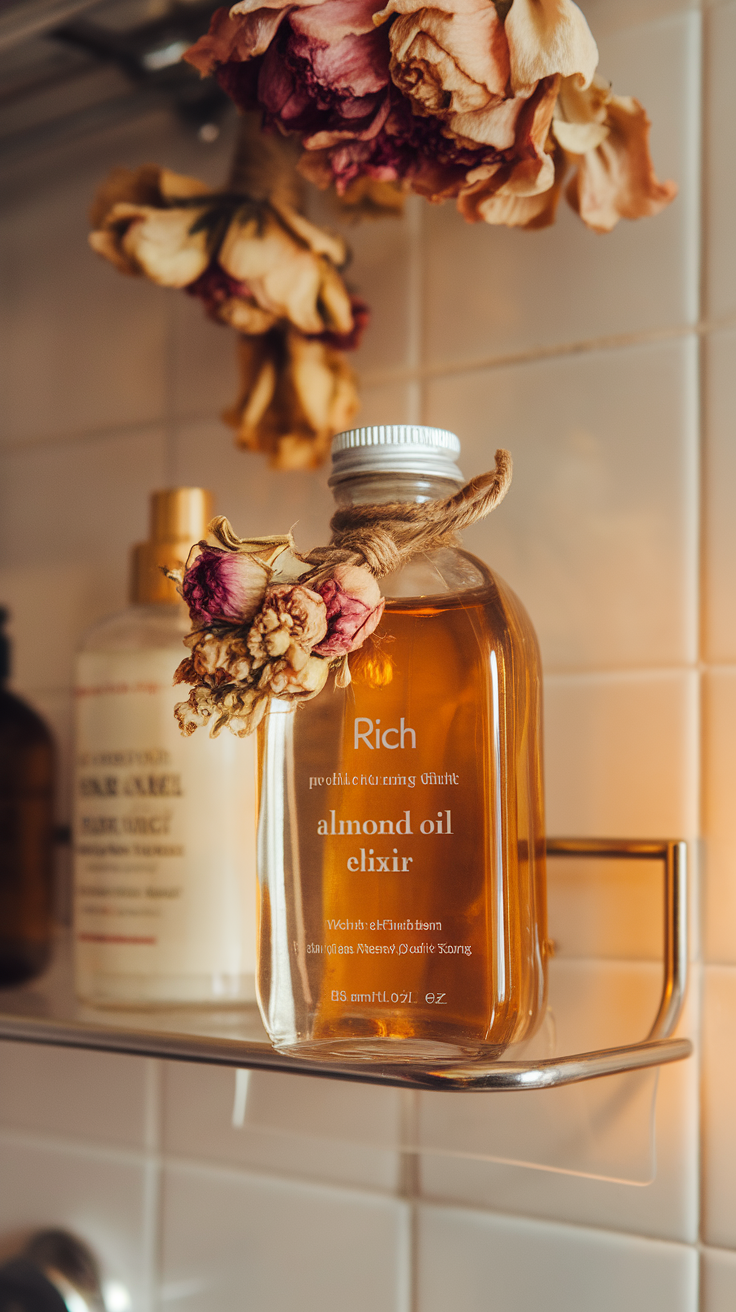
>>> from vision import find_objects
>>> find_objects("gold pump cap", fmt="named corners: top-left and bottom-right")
top-left (130, 488), bottom-right (213, 605)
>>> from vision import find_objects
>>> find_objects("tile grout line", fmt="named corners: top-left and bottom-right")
top-left (696, 0), bottom-right (709, 1283)
top-left (405, 193), bottom-right (424, 428)
top-left (398, 1089), bottom-right (420, 1312)
top-left (142, 1059), bottom-right (164, 1312)
top-left (7, 313), bottom-right (736, 459)
top-left (358, 312), bottom-right (736, 392)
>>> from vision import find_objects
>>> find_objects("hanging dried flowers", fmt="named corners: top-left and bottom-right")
top-left (88, 161), bottom-right (367, 467)
top-left (184, 0), bottom-right (676, 231)
top-left (171, 449), bottom-right (513, 737)
top-left (223, 320), bottom-right (365, 469)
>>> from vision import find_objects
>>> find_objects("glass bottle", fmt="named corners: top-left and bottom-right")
top-left (256, 426), bottom-right (548, 1062)
top-left (74, 488), bottom-right (258, 1007)
top-left (0, 608), bottom-right (55, 986)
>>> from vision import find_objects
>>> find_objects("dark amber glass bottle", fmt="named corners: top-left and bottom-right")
top-left (0, 609), bottom-right (55, 985)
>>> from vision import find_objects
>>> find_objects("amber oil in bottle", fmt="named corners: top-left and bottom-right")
top-left (256, 427), bottom-right (547, 1061)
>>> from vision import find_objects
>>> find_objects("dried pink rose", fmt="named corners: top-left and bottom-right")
top-left (183, 0), bottom-right (674, 237)
top-left (182, 546), bottom-right (270, 626)
top-left (312, 564), bottom-right (384, 655)
top-left (248, 583), bottom-right (327, 665)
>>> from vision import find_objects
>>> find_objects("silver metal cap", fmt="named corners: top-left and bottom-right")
top-left (329, 425), bottom-right (464, 485)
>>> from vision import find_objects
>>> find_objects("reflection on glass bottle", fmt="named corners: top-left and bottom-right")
top-left (257, 427), bottom-right (547, 1062)
top-left (74, 489), bottom-right (258, 1008)
top-left (0, 608), bottom-right (55, 986)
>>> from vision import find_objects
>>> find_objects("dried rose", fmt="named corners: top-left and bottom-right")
top-left (227, 690), bottom-right (269, 735)
top-left (264, 652), bottom-right (330, 700)
top-left (89, 167), bottom-right (214, 287)
top-left (182, 546), bottom-right (270, 626)
top-left (175, 682), bottom-right (267, 737)
top-left (558, 83), bottom-right (677, 232)
top-left (90, 165), bottom-right (362, 345)
top-left (504, 0), bottom-right (598, 93)
top-left (248, 584), bottom-right (327, 665)
top-left (186, 0), bottom-right (392, 160)
top-left (184, 0), bottom-right (674, 238)
top-left (388, 4), bottom-right (508, 119)
top-left (186, 630), bottom-right (253, 682)
top-left (213, 685), bottom-right (268, 735)
top-left (223, 327), bottom-right (360, 471)
top-left (312, 564), bottom-right (384, 655)
top-left (218, 200), bottom-right (353, 336)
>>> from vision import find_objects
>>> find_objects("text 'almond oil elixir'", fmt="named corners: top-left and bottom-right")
top-left (256, 426), bottom-right (548, 1062)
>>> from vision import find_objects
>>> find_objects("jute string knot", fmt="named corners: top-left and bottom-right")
top-left (305, 448), bottom-right (513, 581)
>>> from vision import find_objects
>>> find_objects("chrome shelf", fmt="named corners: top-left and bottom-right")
top-left (0, 839), bottom-right (692, 1091)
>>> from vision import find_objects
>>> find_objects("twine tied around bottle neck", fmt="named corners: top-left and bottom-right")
top-left (304, 448), bottom-right (512, 580)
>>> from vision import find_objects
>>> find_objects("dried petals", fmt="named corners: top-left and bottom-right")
top-left (265, 653), bottom-right (330, 699)
top-left (313, 564), bottom-right (385, 655)
top-left (565, 93), bottom-right (677, 232)
top-left (248, 583), bottom-right (328, 665)
top-left (172, 518), bottom-right (381, 736)
top-left (504, 0), bottom-right (598, 92)
top-left (218, 204), bottom-right (353, 336)
top-left (182, 545), bottom-right (271, 624)
top-left (90, 168), bottom-right (356, 341)
top-left (90, 158), bottom-right (366, 469)
top-left (388, 7), bottom-right (510, 120)
top-left (184, 3), bottom-right (290, 74)
top-left (551, 72), bottom-right (609, 154)
top-left (187, 631), bottom-right (253, 682)
top-left (224, 327), bottom-right (361, 471)
top-left (88, 165), bottom-right (214, 287)
top-left (117, 204), bottom-right (212, 288)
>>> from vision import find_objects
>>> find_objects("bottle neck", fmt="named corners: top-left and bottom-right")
top-left (331, 471), bottom-right (462, 509)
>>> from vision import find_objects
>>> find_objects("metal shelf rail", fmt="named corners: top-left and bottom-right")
top-left (0, 838), bottom-right (691, 1092)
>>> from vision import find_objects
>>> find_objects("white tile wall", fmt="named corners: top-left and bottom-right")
top-left (701, 1247), bottom-right (736, 1312)
top-left (703, 673), bottom-right (736, 963)
top-left (418, 972), bottom-right (700, 1242)
top-left (417, 1205), bottom-right (698, 1312)
top-left (701, 966), bottom-right (736, 1248)
top-left (703, 329), bottom-right (736, 664)
top-left (704, 0), bottom-right (736, 321)
top-left (162, 1062), bottom-right (404, 1193)
top-left (0, 1131), bottom-right (153, 1312)
top-left (425, 341), bottom-right (699, 674)
top-left (159, 1162), bottom-right (409, 1312)
top-left (0, 0), bottom-right (731, 1303)
top-left (0, 1042), bottom-right (151, 1148)
top-left (422, 11), bottom-right (699, 371)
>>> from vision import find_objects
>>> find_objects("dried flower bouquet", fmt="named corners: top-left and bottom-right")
top-left (171, 521), bottom-right (385, 736)
top-left (171, 449), bottom-right (513, 737)
top-left (89, 161), bottom-right (366, 468)
top-left (185, 0), bottom-right (676, 232)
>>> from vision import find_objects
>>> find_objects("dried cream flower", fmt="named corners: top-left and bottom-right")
top-left (248, 584), bottom-right (328, 667)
